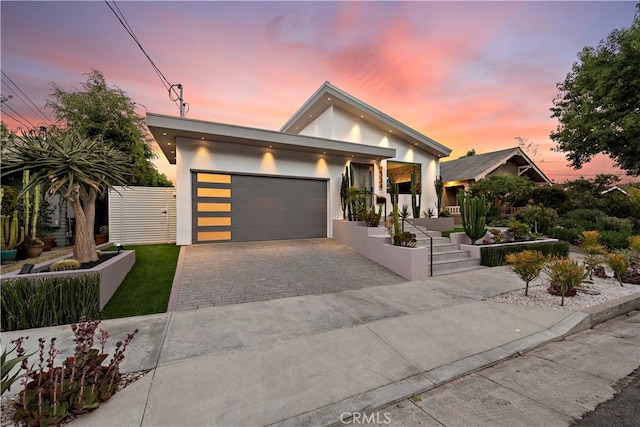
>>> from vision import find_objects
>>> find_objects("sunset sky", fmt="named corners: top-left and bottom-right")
top-left (1, 1), bottom-right (637, 184)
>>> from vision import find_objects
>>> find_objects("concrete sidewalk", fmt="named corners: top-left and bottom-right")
top-left (3, 267), bottom-right (639, 426)
top-left (368, 309), bottom-right (640, 427)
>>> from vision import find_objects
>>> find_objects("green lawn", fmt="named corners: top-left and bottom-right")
top-left (100, 244), bottom-right (180, 319)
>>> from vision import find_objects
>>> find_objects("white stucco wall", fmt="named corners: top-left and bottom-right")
top-left (299, 106), bottom-right (440, 217)
top-left (175, 137), bottom-right (365, 245)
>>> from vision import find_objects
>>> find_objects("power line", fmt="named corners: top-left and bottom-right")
top-left (0, 108), bottom-right (33, 129)
top-left (1, 71), bottom-right (51, 122)
top-left (104, 0), bottom-right (187, 117)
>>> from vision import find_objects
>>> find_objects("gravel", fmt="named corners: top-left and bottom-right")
top-left (486, 273), bottom-right (640, 311)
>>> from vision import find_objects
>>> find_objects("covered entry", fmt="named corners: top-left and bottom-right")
top-left (193, 172), bottom-right (327, 243)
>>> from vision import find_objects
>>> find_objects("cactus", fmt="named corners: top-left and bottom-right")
top-left (387, 176), bottom-right (403, 245)
top-left (340, 173), bottom-right (349, 219)
top-left (434, 175), bottom-right (444, 214)
top-left (50, 259), bottom-right (81, 271)
top-left (458, 191), bottom-right (490, 243)
top-left (410, 166), bottom-right (421, 218)
top-left (22, 171), bottom-right (41, 242)
top-left (1, 210), bottom-right (25, 250)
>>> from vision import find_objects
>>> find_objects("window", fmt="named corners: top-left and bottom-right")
top-left (387, 161), bottom-right (421, 194)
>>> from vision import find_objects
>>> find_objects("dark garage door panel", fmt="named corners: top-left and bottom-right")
top-left (231, 175), bottom-right (327, 242)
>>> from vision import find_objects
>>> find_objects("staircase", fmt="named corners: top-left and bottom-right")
top-left (403, 223), bottom-right (485, 276)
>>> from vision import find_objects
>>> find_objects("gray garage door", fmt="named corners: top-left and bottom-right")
top-left (193, 172), bottom-right (327, 243)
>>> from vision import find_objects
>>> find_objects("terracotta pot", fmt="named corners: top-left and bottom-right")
top-left (42, 237), bottom-right (56, 251)
top-left (95, 234), bottom-right (108, 244)
top-left (26, 245), bottom-right (44, 259)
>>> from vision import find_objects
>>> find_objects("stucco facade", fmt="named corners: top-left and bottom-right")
top-left (147, 82), bottom-right (451, 245)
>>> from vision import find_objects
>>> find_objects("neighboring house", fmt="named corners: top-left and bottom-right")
top-left (146, 81), bottom-right (451, 245)
top-left (1, 173), bottom-right (73, 246)
top-left (600, 185), bottom-right (628, 195)
top-left (439, 146), bottom-right (551, 210)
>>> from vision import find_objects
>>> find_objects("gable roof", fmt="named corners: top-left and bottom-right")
top-left (280, 81), bottom-right (451, 158)
top-left (440, 146), bottom-right (551, 184)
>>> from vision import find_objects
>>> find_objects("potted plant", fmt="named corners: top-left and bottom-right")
top-left (25, 236), bottom-right (44, 258)
top-left (1, 210), bottom-right (24, 262)
top-left (95, 225), bottom-right (109, 244)
top-left (42, 235), bottom-right (57, 251)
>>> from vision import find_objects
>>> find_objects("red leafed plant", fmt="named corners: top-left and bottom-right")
top-left (12, 318), bottom-right (138, 426)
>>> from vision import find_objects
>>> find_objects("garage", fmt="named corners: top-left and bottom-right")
top-left (193, 172), bottom-right (327, 243)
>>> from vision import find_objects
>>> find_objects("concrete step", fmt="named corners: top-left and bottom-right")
top-left (415, 236), bottom-right (450, 246)
top-left (432, 263), bottom-right (488, 276)
top-left (429, 249), bottom-right (472, 262)
top-left (431, 257), bottom-right (483, 275)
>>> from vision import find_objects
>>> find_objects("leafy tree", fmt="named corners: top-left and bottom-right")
top-left (1, 127), bottom-right (130, 263)
top-left (458, 149), bottom-right (476, 159)
top-left (46, 70), bottom-right (172, 187)
top-left (550, 5), bottom-right (640, 176)
top-left (561, 174), bottom-right (621, 212)
top-left (469, 175), bottom-right (534, 209)
top-left (530, 185), bottom-right (567, 210)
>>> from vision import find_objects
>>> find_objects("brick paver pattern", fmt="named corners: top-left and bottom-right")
top-left (176, 238), bottom-right (406, 310)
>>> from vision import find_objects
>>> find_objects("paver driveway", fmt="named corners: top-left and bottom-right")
top-left (174, 238), bottom-right (407, 310)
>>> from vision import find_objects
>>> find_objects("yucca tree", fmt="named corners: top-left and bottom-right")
top-left (1, 127), bottom-right (130, 263)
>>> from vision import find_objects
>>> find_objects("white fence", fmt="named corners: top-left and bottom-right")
top-left (108, 187), bottom-right (176, 244)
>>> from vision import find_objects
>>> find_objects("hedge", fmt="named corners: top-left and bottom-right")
top-left (480, 241), bottom-right (570, 267)
top-left (1, 273), bottom-right (100, 332)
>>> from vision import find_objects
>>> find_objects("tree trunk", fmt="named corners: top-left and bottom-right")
top-left (70, 184), bottom-right (98, 263)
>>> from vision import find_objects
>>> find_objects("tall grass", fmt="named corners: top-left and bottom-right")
top-left (1, 274), bottom-right (100, 332)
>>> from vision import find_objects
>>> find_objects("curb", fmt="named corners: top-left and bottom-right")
top-left (580, 292), bottom-right (640, 329)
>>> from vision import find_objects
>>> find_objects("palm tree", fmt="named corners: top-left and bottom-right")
top-left (1, 127), bottom-right (130, 263)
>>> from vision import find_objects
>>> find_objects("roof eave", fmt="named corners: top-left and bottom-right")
top-left (147, 113), bottom-right (396, 165)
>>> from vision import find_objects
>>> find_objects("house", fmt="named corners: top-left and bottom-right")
top-left (439, 146), bottom-right (551, 210)
top-left (600, 185), bottom-right (628, 195)
top-left (146, 81), bottom-right (451, 245)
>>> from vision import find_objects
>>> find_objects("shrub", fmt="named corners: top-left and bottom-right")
top-left (50, 259), bottom-right (82, 271)
top-left (488, 228), bottom-right (505, 244)
top-left (517, 204), bottom-right (558, 235)
top-left (606, 251), bottom-right (630, 286)
top-left (360, 207), bottom-right (382, 227)
top-left (480, 240), bottom-right (569, 267)
top-left (629, 235), bottom-right (640, 253)
top-left (600, 216), bottom-right (633, 233)
top-left (1, 274), bottom-right (100, 331)
top-left (600, 230), bottom-right (630, 250)
top-left (579, 230), bottom-right (601, 248)
top-left (548, 226), bottom-right (581, 244)
top-left (394, 232), bottom-right (417, 248)
top-left (12, 319), bottom-right (138, 426)
top-left (565, 208), bottom-right (606, 224)
top-left (544, 257), bottom-right (585, 306)
top-left (505, 250), bottom-right (545, 296)
top-left (507, 220), bottom-right (530, 241)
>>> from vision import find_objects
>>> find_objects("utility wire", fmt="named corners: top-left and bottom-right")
top-left (104, 0), bottom-right (185, 114)
top-left (1, 71), bottom-right (51, 122)
top-left (1, 102), bottom-right (37, 128)
top-left (0, 108), bottom-right (33, 129)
